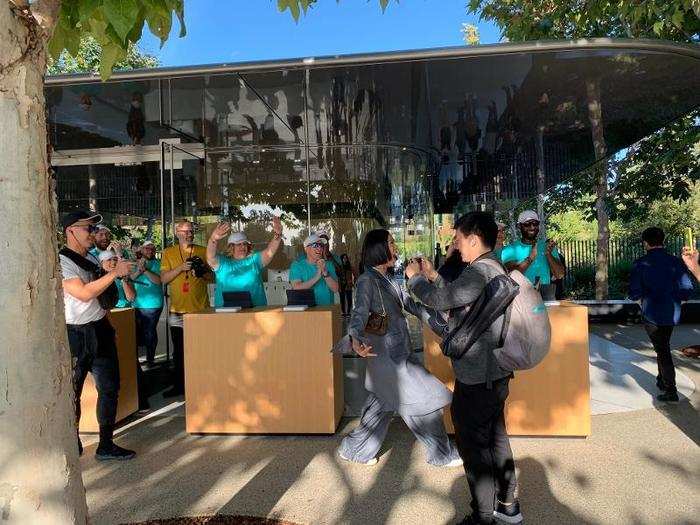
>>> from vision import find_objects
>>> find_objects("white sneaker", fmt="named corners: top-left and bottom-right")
top-left (441, 457), bottom-right (464, 468)
top-left (339, 451), bottom-right (378, 465)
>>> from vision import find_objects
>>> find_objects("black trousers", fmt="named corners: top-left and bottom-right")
top-left (67, 316), bottom-right (120, 429)
top-left (170, 325), bottom-right (185, 390)
top-left (451, 376), bottom-right (517, 523)
top-left (644, 323), bottom-right (676, 392)
top-left (340, 289), bottom-right (353, 314)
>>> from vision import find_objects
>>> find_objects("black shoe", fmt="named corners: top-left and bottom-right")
top-left (657, 391), bottom-right (679, 403)
top-left (78, 438), bottom-right (83, 457)
top-left (494, 500), bottom-right (523, 524)
top-left (163, 386), bottom-right (184, 398)
top-left (656, 375), bottom-right (664, 390)
top-left (95, 443), bottom-right (136, 461)
top-left (458, 515), bottom-right (494, 525)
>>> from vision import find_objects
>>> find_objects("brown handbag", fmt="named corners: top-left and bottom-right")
top-left (364, 278), bottom-right (388, 336)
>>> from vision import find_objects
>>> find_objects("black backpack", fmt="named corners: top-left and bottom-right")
top-left (59, 247), bottom-right (118, 311)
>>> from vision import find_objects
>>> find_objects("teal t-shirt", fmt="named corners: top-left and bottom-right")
top-left (115, 278), bottom-right (132, 308)
top-left (132, 259), bottom-right (164, 309)
top-left (500, 239), bottom-right (560, 285)
top-left (214, 252), bottom-right (267, 307)
top-left (289, 258), bottom-right (338, 306)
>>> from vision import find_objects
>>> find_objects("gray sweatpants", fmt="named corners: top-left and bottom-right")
top-left (339, 393), bottom-right (459, 465)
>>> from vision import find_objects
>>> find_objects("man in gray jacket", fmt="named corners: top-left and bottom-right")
top-left (406, 211), bottom-right (521, 525)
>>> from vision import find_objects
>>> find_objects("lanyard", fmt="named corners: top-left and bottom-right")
top-left (178, 244), bottom-right (194, 280)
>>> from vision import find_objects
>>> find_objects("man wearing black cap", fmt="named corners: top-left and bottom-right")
top-left (59, 211), bottom-right (137, 460)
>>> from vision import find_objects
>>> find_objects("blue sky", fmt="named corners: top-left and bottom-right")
top-left (139, 0), bottom-right (502, 67)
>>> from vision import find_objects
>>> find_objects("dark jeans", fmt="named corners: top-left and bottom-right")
top-left (169, 325), bottom-right (184, 391)
top-left (340, 289), bottom-right (353, 315)
top-left (66, 316), bottom-right (120, 429)
top-left (135, 307), bottom-right (162, 362)
top-left (644, 322), bottom-right (676, 392)
top-left (451, 376), bottom-right (517, 523)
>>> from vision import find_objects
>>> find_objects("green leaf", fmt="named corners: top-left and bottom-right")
top-left (166, 0), bottom-right (186, 37)
top-left (102, 0), bottom-right (139, 42)
top-left (380, 0), bottom-right (389, 11)
top-left (671, 8), bottom-right (685, 30)
top-left (652, 20), bottom-right (664, 34)
top-left (99, 41), bottom-right (127, 80)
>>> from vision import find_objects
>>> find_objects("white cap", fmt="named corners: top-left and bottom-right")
top-left (314, 229), bottom-right (330, 239)
top-left (304, 233), bottom-right (327, 247)
top-left (496, 221), bottom-right (507, 228)
top-left (95, 224), bottom-right (111, 232)
top-left (141, 240), bottom-right (155, 248)
top-left (517, 210), bottom-right (540, 224)
top-left (97, 249), bottom-right (118, 262)
top-left (227, 231), bottom-right (250, 244)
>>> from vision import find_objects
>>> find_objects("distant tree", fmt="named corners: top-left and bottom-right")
top-left (47, 36), bottom-right (159, 75)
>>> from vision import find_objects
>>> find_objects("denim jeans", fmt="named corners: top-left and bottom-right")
top-left (135, 307), bottom-right (163, 362)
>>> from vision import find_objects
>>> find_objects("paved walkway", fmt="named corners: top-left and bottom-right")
top-left (80, 324), bottom-right (700, 525)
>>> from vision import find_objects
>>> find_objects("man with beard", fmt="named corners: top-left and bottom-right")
top-left (500, 210), bottom-right (565, 293)
top-left (160, 221), bottom-right (213, 397)
top-left (90, 224), bottom-right (130, 260)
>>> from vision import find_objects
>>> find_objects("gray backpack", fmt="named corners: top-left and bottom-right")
top-left (479, 258), bottom-right (551, 371)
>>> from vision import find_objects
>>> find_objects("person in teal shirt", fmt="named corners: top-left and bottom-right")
top-left (500, 210), bottom-right (565, 287)
top-left (289, 233), bottom-right (339, 306)
top-left (206, 216), bottom-right (284, 307)
top-left (97, 250), bottom-right (135, 307)
top-left (130, 241), bottom-right (163, 365)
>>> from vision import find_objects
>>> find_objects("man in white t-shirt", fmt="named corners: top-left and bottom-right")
top-left (59, 211), bottom-right (136, 461)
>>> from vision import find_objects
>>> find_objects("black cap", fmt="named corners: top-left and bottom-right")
top-left (61, 210), bottom-right (103, 231)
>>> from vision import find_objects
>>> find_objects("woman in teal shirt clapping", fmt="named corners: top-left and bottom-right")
top-left (206, 216), bottom-right (283, 307)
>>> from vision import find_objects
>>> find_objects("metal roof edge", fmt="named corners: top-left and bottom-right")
top-left (45, 38), bottom-right (700, 86)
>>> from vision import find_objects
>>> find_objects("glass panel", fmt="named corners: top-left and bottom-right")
top-left (47, 80), bottom-right (163, 149)
top-left (164, 77), bottom-right (205, 142)
top-left (204, 71), bottom-right (306, 148)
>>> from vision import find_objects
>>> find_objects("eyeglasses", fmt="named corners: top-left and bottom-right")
top-left (72, 224), bottom-right (98, 234)
top-left (177, 229), bottom-right (195, 235)
top-left (308, 243), bottom-right (324, 249)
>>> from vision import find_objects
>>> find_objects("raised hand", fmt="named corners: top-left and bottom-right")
top-left (272, 215), bottom-right (282, 236)
top-left (210, 222), bottom-right (231, 242)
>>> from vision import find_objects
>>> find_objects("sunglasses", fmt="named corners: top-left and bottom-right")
top-left (72, 224), bottom-right (98, 234)
top-left (521, 221), bottom-right (540, 227)
top-left (308, 243), bottom-right (324, 249)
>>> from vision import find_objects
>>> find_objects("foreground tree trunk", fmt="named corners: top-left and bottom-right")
top-left (586, 77), bottom-right (610, 301)
top-left (0, 2), bottom-right (88, 523)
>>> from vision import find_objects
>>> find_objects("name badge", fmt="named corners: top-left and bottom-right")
top-left (182, 281), bottom-right (190, 293)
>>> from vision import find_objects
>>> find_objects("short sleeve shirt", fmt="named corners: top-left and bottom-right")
top-left (289, 258), bottom-right (338, 306)
top-left (161, 244), bottom-right (210, 313)
top-left (132, 259), bottom-right (164, 309)
top-left (500, 240), bottom-right (560, 285)
top-left (214, 252), bottom-right (267, 307)
top-left (60, 252), bottom-right (106, 325)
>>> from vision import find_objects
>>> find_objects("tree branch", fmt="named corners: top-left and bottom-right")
top-left (29, 0), bottom-right (61, 37)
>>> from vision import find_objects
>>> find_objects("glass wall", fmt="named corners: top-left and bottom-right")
top-left (47, 44), bottom-right (700, 274)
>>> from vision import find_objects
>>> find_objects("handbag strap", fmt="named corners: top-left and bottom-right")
top-left (373, 277), bottom-right (386, 316)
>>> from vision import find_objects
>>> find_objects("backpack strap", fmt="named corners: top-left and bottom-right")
top-left (59, 247), bottom-right (99, 273)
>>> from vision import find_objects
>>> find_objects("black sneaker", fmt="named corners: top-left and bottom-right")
top-left (657, 391), bottom-right (679, 403)
top-left (78, 438), bottom-right (83, 457)
top-left (494, 500), bottom-right (523, 524)
top-left (95, 443), bottom-right (136, 461)
top-left (656, 375), bottom-right (664, 390)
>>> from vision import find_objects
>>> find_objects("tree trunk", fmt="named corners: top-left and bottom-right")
top-left (586, 77), bottom-right (610, 301)
top-left (0, 3), bottom-right (89, 523)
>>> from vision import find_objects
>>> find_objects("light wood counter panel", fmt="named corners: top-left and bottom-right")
top-left (424, 302), bottom-right (591, 437)
top-left (184, 306), bottom-right (343, 434)
top-left (79, 308), bottom-right (139, 433)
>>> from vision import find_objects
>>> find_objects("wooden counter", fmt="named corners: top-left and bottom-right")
top-left (184, 305), bottom-right (344, 434)
top-left (79, 308), bottom-right (139, 432)
top-left (424, 302), bottom-right (591, 437)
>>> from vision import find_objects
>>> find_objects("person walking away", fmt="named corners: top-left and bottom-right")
top-left (338, 253), bottom-right (357, 316)
top-left (629, 227), bottom-right (694, 402)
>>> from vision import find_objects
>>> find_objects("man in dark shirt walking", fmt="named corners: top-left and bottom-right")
top-left (629, 227), bottom-right (694, 403)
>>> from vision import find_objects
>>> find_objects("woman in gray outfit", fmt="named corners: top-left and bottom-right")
top-left (339, 229), bottom-right (461, 467)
